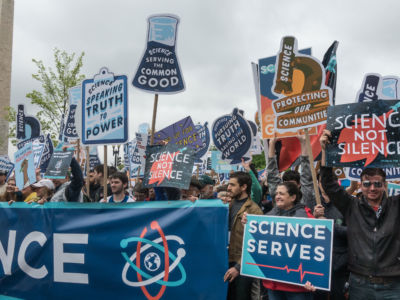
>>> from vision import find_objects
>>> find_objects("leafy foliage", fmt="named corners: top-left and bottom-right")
top-left (8, 48), bottom-right (85, 145)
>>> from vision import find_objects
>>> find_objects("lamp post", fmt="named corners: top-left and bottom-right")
top-left (112, 145), bottom-right (120, 167)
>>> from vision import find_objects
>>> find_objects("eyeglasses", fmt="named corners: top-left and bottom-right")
top-left (362, 181), bottom-right (383, 188)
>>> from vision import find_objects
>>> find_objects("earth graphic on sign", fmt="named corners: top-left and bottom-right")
top-left (144, 252), bottom-right (161, 271)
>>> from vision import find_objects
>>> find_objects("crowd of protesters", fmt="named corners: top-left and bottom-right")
top-left (2, 131), bottom-right (400, 300)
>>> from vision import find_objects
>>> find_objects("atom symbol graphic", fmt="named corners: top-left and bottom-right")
top-left (120, 220), bottom-right (186, 300)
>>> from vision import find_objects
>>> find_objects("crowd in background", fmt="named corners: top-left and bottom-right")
top-left (2, 131), bottom-right (400, 300)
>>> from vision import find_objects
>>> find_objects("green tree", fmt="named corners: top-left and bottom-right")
top-left (252, 152), bottom-right (266, 170)
top-left (8, 48), bottom-right (85, 145)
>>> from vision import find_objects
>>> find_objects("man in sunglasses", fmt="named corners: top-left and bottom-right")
top-left (319, 129), bottom-right (400, 299)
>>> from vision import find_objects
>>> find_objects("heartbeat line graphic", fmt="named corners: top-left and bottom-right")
top-left (245, 262), bottom-right (324, 282)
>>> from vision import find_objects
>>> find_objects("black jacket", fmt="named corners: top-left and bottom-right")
top-left (321, 166), bottom-right (400, 277)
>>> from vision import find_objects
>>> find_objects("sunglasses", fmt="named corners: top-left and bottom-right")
top-left (362, 181), bottom-right (383, 188)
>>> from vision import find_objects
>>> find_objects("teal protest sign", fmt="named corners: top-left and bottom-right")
top-left (82, 67), bottom-right (128, 145)
top-left (241, 215), bottom-right (333, 290)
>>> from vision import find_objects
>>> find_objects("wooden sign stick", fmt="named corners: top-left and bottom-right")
top-left (86, 146), bottom-right (90, 198)
top-left (103, 145), bottom-right (108, 201)
top-left (136, 166), bottom-right (141, 184)
top-left (150, 94), bottom-right (159, 145)
top-left (304, 128), bottom-right (321, 205)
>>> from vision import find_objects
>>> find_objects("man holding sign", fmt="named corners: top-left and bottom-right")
top-left (320, 129), bottom-right (400, 299)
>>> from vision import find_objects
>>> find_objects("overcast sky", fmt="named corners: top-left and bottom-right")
top-left (8, 0), bottom-right (400, 156)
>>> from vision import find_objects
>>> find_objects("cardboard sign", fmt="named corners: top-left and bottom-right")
top-left (32, 141), bottom-right (45, 169)
top-left (194, 122), bottom-right (210, 161)
top-left (132, 14), bottom-right (185, 94)
top-left (17, 134), bottom-right (45, 150)
top-left (210, 151), bottom-right (240, 173)
top-left (82, 67), bottom-right (128, 145)
top-left (154, 116), bottom-right (201, 151)
top-left (64, 85), bottom-right (81, 139)
top-left (241, 215), bottom-right (333, 290)
top-left (258, 49), bottom-right (314, 138)
top-left (14, 143), bottom-right (36, 190)
top-left (212, 109), bottom-right (253, 164)
top-left (0, 156), bottom-right (15, 181)
top-left (39, 134), bottom-right (54, 173)
top-left (326, 100), bottom-right (400, 168)
top-left (143, 144), bottom-right (195, 189)
top-left (345, 167), bottom-right (400, 182)
top-left (271, 36), bottom-right (332, 133)
top-left (16, 104), bottom-right (42, 142)
top-left (44, 150), bottom-right (74, 179)
top-left (388, 182), bottom-right (400, 196)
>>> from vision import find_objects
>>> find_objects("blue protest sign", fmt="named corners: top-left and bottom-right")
top-left (82, 67), bottom-right (128, 145)
top-left (39, 134), bottom-right (54, 173)
top-left (32, 141), bottom-right (44, 169)
top-left (154, 116), bottom-right (202, 151)
top-left (16, 134), bottom-right (45, 150)
top-left (356, 73), bottom-right (381, 102)
top-left (345, 166), bottom-right (400, 181)
top-left (388, 182), bottom-right (400, 196)
top-left (210, 151), bottom-right (240, 173)
top-left (0, 200), bottom-right (228, 300)
top-left (194, 122), bottom-right (210, 162)
top-left (16, 104), bottom-right (42, 142)
top-left (64, 85), bottom-right (81, 139)
top-left (0, 156), bottom-right (14, 181)
top-left (132, 14), bottom-right (185, 94)
top-left (212, 108), bottom-right (253, 164)
top-left (241, 215), bottom-right (333, 290)
top-left (14, 143), bottom-right (36, 190)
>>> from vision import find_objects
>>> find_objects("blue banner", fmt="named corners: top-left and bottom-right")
top-left (241, 215), bottom-right (333, 291)
top-left (0, 200), bottom-right (228, 300)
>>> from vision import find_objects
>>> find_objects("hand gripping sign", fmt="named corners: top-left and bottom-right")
top-left (82, 67), bottom-right (128, 145)
top-left (271, 36), bottom-right (332, 133)
top-left (132, 14), bottom-right (185, 94)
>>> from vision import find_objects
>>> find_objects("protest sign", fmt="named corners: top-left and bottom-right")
top-left (39, 134), bottom-right (54, 173)
top-left (44, 150), bottom-right (74, 179)
top-left (210, 151), bottom-right (240, 173)
top-left (0, 200), bottom-right (228, 300)
top-left (81, 67), bottom-right (128, 145)
top-left (64, 85), bottom-right (81, 139)
top-left (129, 139), bottom-right (142, 177)
top-left (194, 122), bottom-right (210, 162)
top-left (212, 109), bottom-right (253, 164)
top-left (326, 100), bottom-right (400, 168)
top-left (32, 141), bottom-right (45, 169)
top-left (270, 37), bottom-right (332, 134)
top-left (132, 14), bottom-right (185, 94)
top-left (0, 156), bottom-right (14, 181)
top-left (14, 143), bottom-right (36, 190)
top-left (241, 215), bottom-right (333, 290)
top-left (154, 116), bottom-right (201, 150)
top-left (258, 48), bottom-right (312, 138)
top-left (17, 134), bottom-right (45, 150)
top-left (143, 144), bottom-right (195, 189)
top-left (16, 104), bottom-right (42, 142)
top-left (345, 167), bottom-right (400, 182)
top-left (388, 182), bottom-right (400, 196)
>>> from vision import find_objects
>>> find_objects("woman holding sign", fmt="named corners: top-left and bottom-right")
top-left (243, 182), bottom-right (316, 300)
